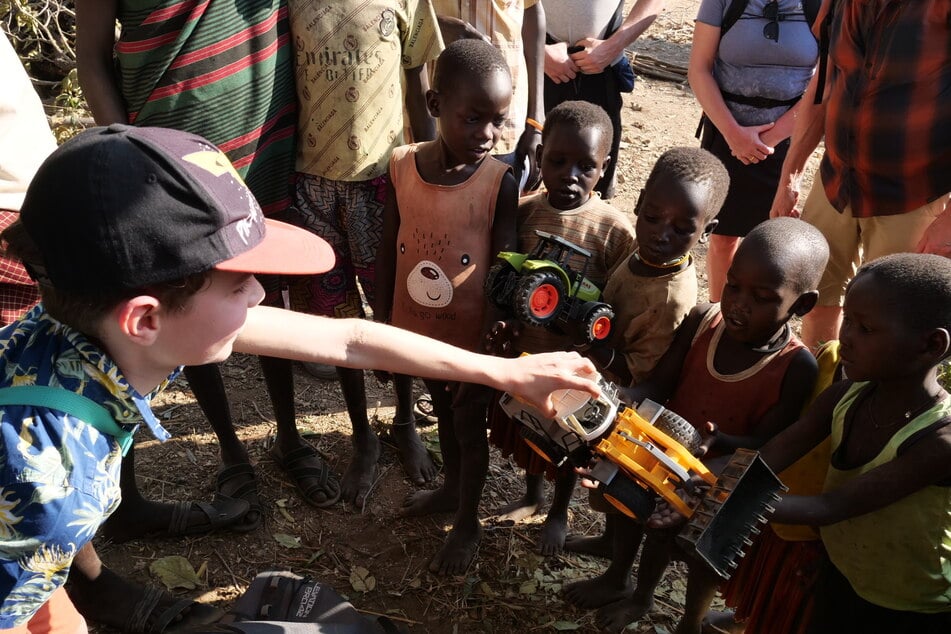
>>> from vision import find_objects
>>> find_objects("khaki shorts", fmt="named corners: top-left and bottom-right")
top-left (801, 176), bottom-right (949, 306)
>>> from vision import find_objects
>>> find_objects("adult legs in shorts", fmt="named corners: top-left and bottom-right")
top-left (285, 174), bottom-right (436, 506)
top-left (800, 174), bottom-right (946, 351)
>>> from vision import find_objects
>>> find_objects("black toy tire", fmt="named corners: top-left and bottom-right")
top-left (519, 427), bottom-right (568, 467)
top-left (579, 304), bottom-right (615, 344)
top-left (602, 475), bottom-right (656, 521)
top-left (514, 271), bottom-right (566, 326)
top-left (654, 408), bottom-right (702, 455)
top-left (484, 262), bottom-right (517, 309)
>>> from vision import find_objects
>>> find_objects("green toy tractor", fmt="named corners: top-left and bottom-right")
top-left (484, 230), bottom-right (615, 345)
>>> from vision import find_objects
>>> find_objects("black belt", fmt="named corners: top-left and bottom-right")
top-left (719, 89), bottom-right (802, 109)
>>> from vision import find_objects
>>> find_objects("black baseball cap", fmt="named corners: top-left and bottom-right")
top-left (19, 124), bottom-right (334, 293)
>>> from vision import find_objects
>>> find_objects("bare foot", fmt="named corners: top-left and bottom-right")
top-left (538, 514), bottom-right (567, 556)
top-left (563, 573), bottom-right (632, 609)
top-left (596, 595), bottom-right (654, 632)
top-left (493, 495), bottom-right (542, 523)
top-left (429, 523), bottom-right (482, 576)
top-left (564, 531), bottom-right (613, 558)
top-left (399, 486), bottom-right (459, 517)
top-left (340, 433), bottom-right (381, 507)
top-left (392, 424), bottom-right (438, 485)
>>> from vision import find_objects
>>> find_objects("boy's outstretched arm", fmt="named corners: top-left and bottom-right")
top-left (235, 306), bottom-right (600, 416)
top-left (75, 0), bottom-right (127, 124)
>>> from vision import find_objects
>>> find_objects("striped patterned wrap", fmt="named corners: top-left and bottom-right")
top-left (115, 0), bottom-right (296, 215)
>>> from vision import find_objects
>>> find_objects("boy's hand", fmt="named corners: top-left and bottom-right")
top-left (647, 499), bottom-right (691, 530)
top-left (696, 422), bottom-right (718, 458)
top-left (515, 129), bottom-right (542, 192)
top-left (484, 319), bottom-right (521, 356)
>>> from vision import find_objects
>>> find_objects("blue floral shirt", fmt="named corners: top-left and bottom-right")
top-left (0, 305), bottom-right (176, 627)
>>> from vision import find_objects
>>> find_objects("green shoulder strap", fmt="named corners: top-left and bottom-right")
top-left (0, 385), bottom-right (133, 456)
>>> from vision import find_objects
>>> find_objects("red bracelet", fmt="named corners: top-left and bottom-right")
top-left (525, 118), bottom-right (544, 133)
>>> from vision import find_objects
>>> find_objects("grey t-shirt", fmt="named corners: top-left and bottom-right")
top-left (696, 0), bottom-right (818, 125)
top-left (542, 0), bottom-right (626, 65)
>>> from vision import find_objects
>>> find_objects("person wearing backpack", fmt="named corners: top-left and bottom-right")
top-left (688, 0), bottom-right (820, 304)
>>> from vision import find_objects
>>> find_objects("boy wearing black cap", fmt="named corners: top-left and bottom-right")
top-left (0, 124), bottom-right (598, 633)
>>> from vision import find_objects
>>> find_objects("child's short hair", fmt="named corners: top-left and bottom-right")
top-left (4, 124), bottom-right (333, 333)
top-left (542, 101), bottom-right (613, 156)
top-left (741, 218), bottom-right (829, 293)
top-left (854, 253), bottom-right (951, 332)
top-left (1, 221), bottom-right (210, 334)
top-left (433, 38), bottom-right (510, 92)
top-left (644, 147), bottom-right (729, 220)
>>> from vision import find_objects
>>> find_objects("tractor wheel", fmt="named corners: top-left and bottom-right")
top-left (579, 304), bottom-right (615, 344)
top-left (519, 427), bottom-right (568, 467)
top-left (514, 271), bottom-right (566, 326)
top-left (484, 262), bottom-right (517, 309)
top-left (654, 408), bottom-right (703, 455)
top-left (602, 475), bottom-right (656, 521)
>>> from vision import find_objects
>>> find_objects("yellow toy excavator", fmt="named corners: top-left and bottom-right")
top-left (499, 376), bottom-right (785, 579)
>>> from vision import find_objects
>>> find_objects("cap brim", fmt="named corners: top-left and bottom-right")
top-left (215, 219), bottom-right (335, 275)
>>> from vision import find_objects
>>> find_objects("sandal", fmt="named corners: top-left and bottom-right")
top-left (216, 463), bottom-right (263, 532)
top-left (126, 585), bottom-right (223, 633)
top-left (413, 394), bottom-right (438, 427)
top-left (167, 493), bottom-right (249, 537)
top-left (269, 443), bottom-right (341, 508)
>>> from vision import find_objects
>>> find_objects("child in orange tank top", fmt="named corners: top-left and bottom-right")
top-left (374, 39), bottom-right (519, 576)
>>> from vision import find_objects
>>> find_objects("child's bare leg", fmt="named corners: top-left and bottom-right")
top-left (265, 356), bottom-right (341, 507)
top-left (674, 564), bottom-right (722, 634)
top-left (401, 382), bottom-right (460, 516)
top-left (429, 393), bottom-right (489, 575)
top-left (565, 514), bottom-right (643, 608)
top-left (392, 373), bottom-right (437, 485)
top-left (596, 527), bottom-right (675, 630)
top-left (564, 488), bottom-right (617, 558)
top-left (539, 470), bottom-right (577, 556)
top-left (67, 543), bottom-right (222, 630)
top-left (495, 472), bottom-right (544, 522)
top-left (188, 363), bottom-right (262, 530)
top-left (334, 366), bottom-right (381, 506)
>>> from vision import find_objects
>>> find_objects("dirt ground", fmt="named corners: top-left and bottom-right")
top-left (93, 2), bottom-right (821, 632)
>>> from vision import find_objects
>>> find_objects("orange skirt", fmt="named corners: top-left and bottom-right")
top-left (720, 526), bottom-right (826, 634)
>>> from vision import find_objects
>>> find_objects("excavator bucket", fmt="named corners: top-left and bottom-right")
top-left (676, 448), bottom-right (786, 579)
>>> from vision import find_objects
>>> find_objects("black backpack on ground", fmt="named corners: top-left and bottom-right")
top-left (192, 571), bottom-right (402, 634)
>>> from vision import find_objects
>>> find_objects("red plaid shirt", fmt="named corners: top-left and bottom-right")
top-left (820, 0), bottom-right (951, 217)
top-left (0, 211), bottom-right (39, 325)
